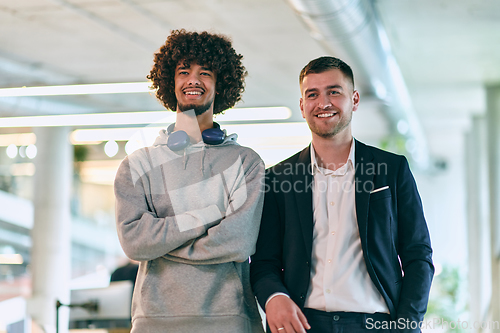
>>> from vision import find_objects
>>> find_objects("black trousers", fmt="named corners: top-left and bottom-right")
top-left (303, 308), bottom-right (394, 333)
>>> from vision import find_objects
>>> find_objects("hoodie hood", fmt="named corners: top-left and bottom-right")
top-left (153, 128), bottom-right (238, 148)
top-left (152, 126), bottom-right (239, 172)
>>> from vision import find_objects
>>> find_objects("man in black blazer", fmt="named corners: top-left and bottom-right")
top-left (250, 56), bottom-right (434, 333)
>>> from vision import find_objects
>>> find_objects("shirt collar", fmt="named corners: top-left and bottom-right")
top-left (310, 138), bottom-right (355, 177)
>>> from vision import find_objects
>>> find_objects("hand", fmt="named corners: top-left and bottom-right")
top-left (265, 295), bottom-right (311, 333)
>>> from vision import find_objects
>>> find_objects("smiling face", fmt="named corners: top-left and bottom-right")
top-left (174, 62), bottom-right (217, 116)
top-left (300, 68), bottom-right (359, 140)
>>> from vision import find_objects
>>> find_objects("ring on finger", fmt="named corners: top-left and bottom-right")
top-left (278, 328), bottom-right (285, 331)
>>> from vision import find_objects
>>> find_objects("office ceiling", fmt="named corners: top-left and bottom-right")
top-left (0, 0), bottom-right (499, 158)
top-left (0, 0), bottom-right (498, 277)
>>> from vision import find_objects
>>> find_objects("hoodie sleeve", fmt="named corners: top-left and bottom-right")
top-left (163, 158), bottom-right (265, 265)
top-left (114, 156), bottom-right (223, 261)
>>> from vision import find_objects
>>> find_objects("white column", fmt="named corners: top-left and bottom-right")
top-left (28, 127), bottom-right (73, 333)
top-left (465, 116), bottom-right (491, 327)
top-left (486, 85), bottom-right (500, 324)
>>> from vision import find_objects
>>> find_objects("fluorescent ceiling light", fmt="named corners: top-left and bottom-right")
top-left (0, 111), bottom-right (176, 128)
top-left (72, 122), bottom-right (310, 145)
top-left (72, 123), bottom-right (311, 174)
top-left (0, 133), bottom-right (36, 146)
top-left (71, 127), bottom-right (154, 144)
top-left (0, 254), bottom-right (23, 265)
top-left (216, 107), bottom-right (291, 122)
top-left (104, 140), bottom-right (119, 157)
top-left (6, 144), bottom-right (17, 158)
top-left (26, 144), bottom-right (37, 159)
top-left (0, 107), bottom-right (291, 128)
top-left (0, 82), bottom-right (152, 97)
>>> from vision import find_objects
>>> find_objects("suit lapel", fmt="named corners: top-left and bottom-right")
top-left (292, 146), bottom-right (314, 260)
top-left (354, 140), bottom-right (375, 251)
top-left (354, 140), bottom-right (396, 315)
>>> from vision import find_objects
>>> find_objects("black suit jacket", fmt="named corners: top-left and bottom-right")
top-left (250, 140), bottom-right (434, 327)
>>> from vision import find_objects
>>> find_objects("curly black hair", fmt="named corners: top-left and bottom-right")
top-left (147, 29), bottom-right (247, 115)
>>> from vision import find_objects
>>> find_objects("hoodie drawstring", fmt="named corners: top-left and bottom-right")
top-left (183, 149), bottom-right (187, 170)
top-left (201, 145), bottom-right (206, 174)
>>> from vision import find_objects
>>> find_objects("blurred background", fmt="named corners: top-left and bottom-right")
top-left (0, 0), bottom-right (499, 332)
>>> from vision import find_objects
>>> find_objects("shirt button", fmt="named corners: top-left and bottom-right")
top-left (331, 231), bottom-right (335, 235)
top-left (329, 201), bottom-right (335, 206)
top-left (328, 259), bottom-right (332, 263)
top-left (326, 289), bottom-right (331, 294)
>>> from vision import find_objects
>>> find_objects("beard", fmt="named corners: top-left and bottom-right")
top-left (308, 111), bottom-right (353, 138)
top-left (178, 101), bottom-right (213, 116)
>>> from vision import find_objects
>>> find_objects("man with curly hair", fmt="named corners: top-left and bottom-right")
top-left (114, 29), bottom-right (265, 333)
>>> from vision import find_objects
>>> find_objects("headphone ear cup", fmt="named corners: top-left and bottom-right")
top-left (202, 128), bottom-right (225, 145)
top-left (167, 130), bottom-right (190, 151)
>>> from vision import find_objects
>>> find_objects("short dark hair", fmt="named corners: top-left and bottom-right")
top-left (299, 56), bottom-right (355, 90)
top-left (147, 29), bottom-right (247, 115)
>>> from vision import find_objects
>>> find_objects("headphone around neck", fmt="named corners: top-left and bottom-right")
top-left (166, 122), bottom-right (225, 151)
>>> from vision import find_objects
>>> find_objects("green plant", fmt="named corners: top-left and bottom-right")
top-left (425, 265), bottom-right (468, 332)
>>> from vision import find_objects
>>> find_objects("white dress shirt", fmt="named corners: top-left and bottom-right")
top-left (304, 140), bottom-right (389, 313)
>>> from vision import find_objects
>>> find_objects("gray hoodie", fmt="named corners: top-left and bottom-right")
top-left (114, 129), bottom-right (265, 332)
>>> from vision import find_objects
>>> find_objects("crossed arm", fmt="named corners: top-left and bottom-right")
top-left (114, 156), bottom-right (265, 264)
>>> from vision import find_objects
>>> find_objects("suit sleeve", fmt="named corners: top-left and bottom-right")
top-left (395, 156), bottom-right (434, 328)
top-left (163, 161), bottom-right (265, 265)
top-left (250, 172), bottom-right (290, 310)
